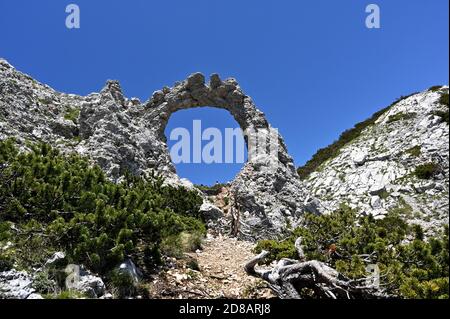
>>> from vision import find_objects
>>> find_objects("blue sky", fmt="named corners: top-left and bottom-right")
top-left (0, 0), bottom-right (448, 185)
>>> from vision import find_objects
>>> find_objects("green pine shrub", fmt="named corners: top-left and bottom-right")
top-left (108, 269), bottom-right (136, 298)
top-left (414, 163), bottom-right (439, 180)
top-left (429, 85), bottom-right (443, 92)
top-left (386, 112), bottom-right (416, 124)
top-left (255, 204), bottom-right (449, 299)
top-left (405, 145), bottom-right (421, 157)
top-left (433, 89), bottom-right (449, 125)
top-left (64, 107), bottom-right (80, 124)
top-left (32, 270), bottom-right (58, 295)
top-left (0, 139), bottom-right (205, 275)
top-left (439, 92), bottom-right (449, 107)
top-left (434, 110), bottom-right (449, 125)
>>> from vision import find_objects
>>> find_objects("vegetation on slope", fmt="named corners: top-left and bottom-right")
top-left (435, 89), bottom-right (449, 124)
top-left (255, 204), bottom-right (449, 299)
top-left (297, 94), bottom-right (418, 180)
top-left (438, 91), bottom-right (449, 107)
top-left (0, 139), bottom-right (205, 276)
top-left (63, 107), bottom-right (81, 124)
top-left (414, 162), bottom-right (440, 180)
top-left (386, 112), bottom-right (417, 124)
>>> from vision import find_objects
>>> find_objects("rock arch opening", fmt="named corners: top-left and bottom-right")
top-left (164, 107), bottom-right (248, 186)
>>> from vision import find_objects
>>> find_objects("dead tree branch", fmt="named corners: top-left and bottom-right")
top-left (245, 237), bottom-right (390, 299)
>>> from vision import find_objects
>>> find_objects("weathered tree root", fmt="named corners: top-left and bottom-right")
top-left (245, 238), bottom-right (389, 299)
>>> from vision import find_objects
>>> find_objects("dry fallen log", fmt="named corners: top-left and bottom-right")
top-left (245, 237), bottom-right (389, 299)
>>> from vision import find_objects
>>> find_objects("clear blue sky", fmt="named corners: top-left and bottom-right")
top-left (1, 0), bottom-right (448, 185)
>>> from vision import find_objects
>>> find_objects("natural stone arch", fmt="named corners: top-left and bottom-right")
top-left (0, 59), bottom-right (320, 240)
top-left (162, 106), bottom-right (248, 185)
top-left (144, 73), bottom-right (294, 178)
top-left (136, 73), bottom-right (315, 239)
top-left (75, 72), bottom-right (320, 240)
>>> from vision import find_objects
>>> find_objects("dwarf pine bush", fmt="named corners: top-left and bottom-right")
top-left (255, 204), bottom-right (449, 299)
top-left (0, 139), bottom-right (205, 274)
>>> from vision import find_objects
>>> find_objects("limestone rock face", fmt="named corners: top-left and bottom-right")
top-left (65, 266), bottom-right (106, 298)
top-left (199, 203), bottom-right (224, 222)
top-left (303, 87), bottom-right (449, 235)
top-left (0, 59), bottom-right (310, 240)
top-left (0, 270), bottom-right (36, 299)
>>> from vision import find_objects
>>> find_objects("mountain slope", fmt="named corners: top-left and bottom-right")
top-left (301, 87), bottom-right (449, 235)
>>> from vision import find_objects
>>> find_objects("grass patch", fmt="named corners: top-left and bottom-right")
top-left (64, 107), bottom-right (80, 124)
top-left (161, 231), bottom-right (203, 258)
top-left (379, 189), bottom-right (390, 200)
top-left (387, 112), bottom-right (416, 124)
top-left (405, 145), bottom-right (421, 157)
top-left (44, 290), bottom-right (87, 299)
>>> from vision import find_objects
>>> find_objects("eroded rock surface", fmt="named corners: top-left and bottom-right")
top-left (0, 270), bottom-right (37, 299)
top-left (303, 88), bottom-right (449, 235)
top-left (0, 59), bottom-right (310, 240)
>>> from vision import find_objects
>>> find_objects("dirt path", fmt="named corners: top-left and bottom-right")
top-left (148, 234), bottom-right (274, 299)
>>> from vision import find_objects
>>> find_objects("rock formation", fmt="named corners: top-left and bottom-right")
top-left (0, 59), bottom-right (310, 240)
top-left (302, 88), bottom-right (449, 235)
top-left (1, 58), bottom-right (448, 238)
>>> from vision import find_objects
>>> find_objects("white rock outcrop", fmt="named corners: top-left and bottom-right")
top-left (0, 270), bottom-right (36, 299)
top-left (303, 87), bottom-right (449, 235)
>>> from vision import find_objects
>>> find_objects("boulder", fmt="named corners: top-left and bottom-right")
top-left (370, 196), bottom-right (382, 209)
top-left (199, 203), bottom-right (224, 221)
top-left (44, 252), bottom-right (67, 268)
top-left (352, 150), bottom-right (367, 165)
top-left (369, 183), bottom-right (386, 196)
top-left (0, 270), bottom-right (35, 299)
top-left (65, 266), bottom-right (105, 298)
top-left (117, 259), bottom-right (142, 283)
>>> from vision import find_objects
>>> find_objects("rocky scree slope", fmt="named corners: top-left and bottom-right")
top-left (302, 87), bottom-right (449, 235)
top-left (0, 59), bottom-right (311, 241)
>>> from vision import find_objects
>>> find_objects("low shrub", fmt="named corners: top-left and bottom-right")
top-left (108, 269), bottom-right (136, 298)
top-left (434, 110), bottom-right (449, 125)
top-left (439, 92), bottom-right (449, 107)
top-left (387, 112), bottom-right (416, 124)
top-left (429, 85), bottom-right (443, 92)
top-left (0, 139), bottom-right (205, 275)
top-left (405, 145), bottom-right (421, 157)
top-left (255, 204), bottom-right (449, 299)
top-left (414, 163), bottom-right (439, 180)
top-left (64, 107), bottom-right (80, 123)
top-left (161, 231), bottom-right (203, 258)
